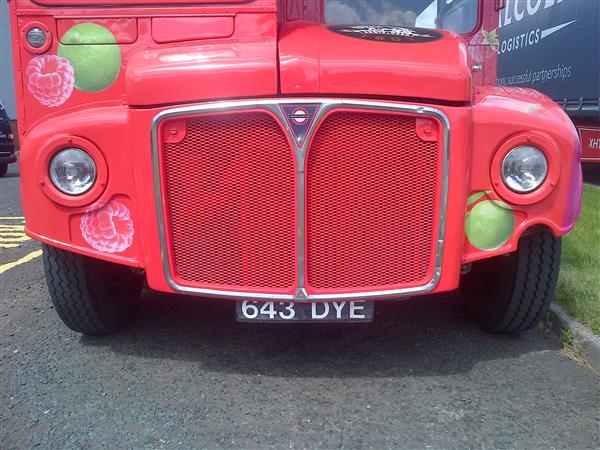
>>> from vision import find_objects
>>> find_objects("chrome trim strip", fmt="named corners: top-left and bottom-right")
top-left (151, 99), bottom-right (450, 301)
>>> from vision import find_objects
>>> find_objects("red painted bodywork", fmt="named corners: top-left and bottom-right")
top-left (467, 0), bottom-right (499, 87)
top-left (278, 23), bottom-right (472, 102)
top-left (151, 17), bottom-right (235, 43)
top-left (57, 18), bottom-right (138, 44)
top-left (9, 0), bottom-right (582, 301)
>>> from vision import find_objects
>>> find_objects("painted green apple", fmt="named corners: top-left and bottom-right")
top-left (467, 191), bottom-right (488, 206)
top-left (466, 199), bottom-right (515, 250)
top-left (58, 23), bottom-right (121, 92)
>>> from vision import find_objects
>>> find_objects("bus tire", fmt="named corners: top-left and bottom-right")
top-left (460, 229), bottom-right (561, 334)
top-left (42, 244), bottom-right (144, 335)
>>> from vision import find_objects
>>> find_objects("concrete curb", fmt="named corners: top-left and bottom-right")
top-left (549, 303), bottom-right (600, 372)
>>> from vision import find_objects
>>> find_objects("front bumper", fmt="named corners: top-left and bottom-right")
top-left (19, 93), bottom-right (581, 301)
top-left (0, 143), bottom-right (17, 164)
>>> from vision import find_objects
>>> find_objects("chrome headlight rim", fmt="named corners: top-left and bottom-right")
top-left (490, 132), bottom-right (560, 206)
top-left (501, 145), bottom-right (548, 194)
top-left (49, 147), bottom-right (97, 196)
top-left (37, 135), bottom-right (108, 208)
top-left (21, 22), bottom-right (52, 54)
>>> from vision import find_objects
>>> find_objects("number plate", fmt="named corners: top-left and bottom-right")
top-left (236, 301), bottom-right (374, 322)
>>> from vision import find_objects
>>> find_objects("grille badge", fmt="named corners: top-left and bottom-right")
top-left (281, 104), bottom-right (321, 145)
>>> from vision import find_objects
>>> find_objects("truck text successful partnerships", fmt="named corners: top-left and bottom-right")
top-left (9, 0), bottom-right (582, 334)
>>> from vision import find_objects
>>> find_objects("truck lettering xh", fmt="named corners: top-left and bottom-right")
top-left (9, 0), bottom-right (582, 334)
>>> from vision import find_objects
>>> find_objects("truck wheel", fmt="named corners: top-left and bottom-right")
top-left (0, 164), bottom-right (7, 177)
top-left (460, 229), bottom-right (561, 334)
top-left (42, 244), bottom-right (144, 335)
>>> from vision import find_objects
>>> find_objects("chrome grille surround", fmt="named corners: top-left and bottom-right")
top-left (151, 99), bottom-right (450, 301)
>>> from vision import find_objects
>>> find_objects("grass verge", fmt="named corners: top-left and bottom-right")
top-left (554, 184), bottom-right (600, 335)
top-left (559, 328), bottom-right (590, 368)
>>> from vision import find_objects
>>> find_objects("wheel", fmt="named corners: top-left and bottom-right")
top-left (0, 164), bottom-right (7, 177)
top-left (42, 244), bottom-right (144, 335)
top-left (460, 229), bottom-right (561, 334)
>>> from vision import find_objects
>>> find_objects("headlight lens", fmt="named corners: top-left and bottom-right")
top-left (49, 148), bottom-right (96, 195)
top-left (26, 27), bottom-right (46, 49)
top-left (501, 146), bottom-right (548, 193)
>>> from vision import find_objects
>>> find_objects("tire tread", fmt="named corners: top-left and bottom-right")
top-left (498, 231), bottom-right (561, 333)
top-left (42, 244), bottom-right (141, 334)
top-left (462, 229), bottom-right (561, 334)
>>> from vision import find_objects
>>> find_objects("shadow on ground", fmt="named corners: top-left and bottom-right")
top-left (81, 290), bottom-right (559, 378)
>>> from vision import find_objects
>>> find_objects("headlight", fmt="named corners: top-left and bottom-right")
top-left (49, 148), bottom-right (96, 195)
top-left (501, 146), bottom-right (548, 193)
top-left (26, 27), bottom-right (47, 49)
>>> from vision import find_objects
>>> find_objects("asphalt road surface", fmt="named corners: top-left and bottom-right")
top-left (1, 163), bottom-right (599, 449)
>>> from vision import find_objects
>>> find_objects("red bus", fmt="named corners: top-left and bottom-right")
top-left (9, 0), bottom-right (582, 334)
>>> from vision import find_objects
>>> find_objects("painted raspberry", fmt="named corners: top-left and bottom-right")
top-left (469, 28), bottom-right (499, 64)
top-left (26, 55), bottom-right (75, 107)
top-left (80, 200), bottom-right (134, 253)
